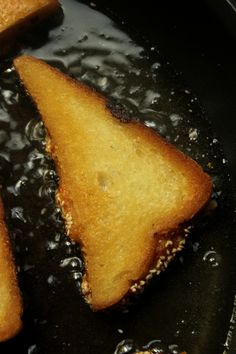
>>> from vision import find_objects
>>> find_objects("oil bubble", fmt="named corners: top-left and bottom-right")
top-left (114, 339), bottom-right (136, 354)
top-left (46, 240), bottom-right (59, 251)
top-left (170, 113), bottom-right (182, 127)
top-left (47, 274), bottom-right (58, 286)
top-left (11, 206), bottom-right (27, 223)
top-left (202, 250), bottom-right (221, 268)
top-left (28, 344), bottom-right (37, 354)
top-left (168, 344), bottom-right (180, 354)
top-left (38, 182), bottom-right (56, 199)
top-left (60, 256), bottom-right (83, 271)
top-left (25, 119), bottom-right (45, 142)
top-left (143, 339), bottom-right (166, 353)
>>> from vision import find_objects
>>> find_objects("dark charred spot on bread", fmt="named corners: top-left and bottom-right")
top-left (106, 99), bottom-right (135, 123)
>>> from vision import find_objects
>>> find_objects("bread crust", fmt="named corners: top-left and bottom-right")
top-left (0, 199), bottom-right (22, 341)
top-left (14, 55), bottom-right (212, 310)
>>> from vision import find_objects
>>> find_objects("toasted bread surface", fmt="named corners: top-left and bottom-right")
top-left (0, 199), bottom-right (22, 341)
top-left (0, 0), bottom-right (59, 53)
top-left (14, 55), bottom-right (212, 310)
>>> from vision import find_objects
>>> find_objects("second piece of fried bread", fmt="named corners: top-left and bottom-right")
top-left (0, 199), bottom-right (22, 341)
top-left (14, 55), bottom-right (212, 310)
top-left (0, 0), bottom-right (60, 55)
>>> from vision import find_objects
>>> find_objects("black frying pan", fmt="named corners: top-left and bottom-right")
top-left (0, 1), bottom-right (236, 353)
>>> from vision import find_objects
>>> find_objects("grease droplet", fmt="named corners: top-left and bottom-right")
top-left (203, 250), bottom-right (220, 268)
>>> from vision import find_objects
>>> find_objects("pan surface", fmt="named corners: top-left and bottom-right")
top-left (0, 1), bottom-right (236, 353)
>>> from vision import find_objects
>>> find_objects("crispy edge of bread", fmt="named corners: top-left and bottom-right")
top-left (0, 0), bottom-right (60, 56)
top-left (14, 55), bottom-right (212, 310)
top-left (0, 199), bottom-right (22, 341)
top-left (81, 226), bottom-right (189, 308)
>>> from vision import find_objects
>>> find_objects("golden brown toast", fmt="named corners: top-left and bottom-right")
top-left (0, 0), bottom-right (60, 55)
top-left (14, 55), bottom-right (212, 310)
top-left (0, 199), bottom-right (22, 341)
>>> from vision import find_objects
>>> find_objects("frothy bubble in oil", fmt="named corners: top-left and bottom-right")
top-left (114, 339), bottom-right (184, 354)
top-left (0, 0), bottom-right (231, 353)
top-left (202, 250), bottom-right (221, 268)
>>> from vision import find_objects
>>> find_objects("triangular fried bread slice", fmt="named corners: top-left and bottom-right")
top-left (14, 55), bottom-right (212, 310)
top-left (0, 199), bottom-right (22, 341)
